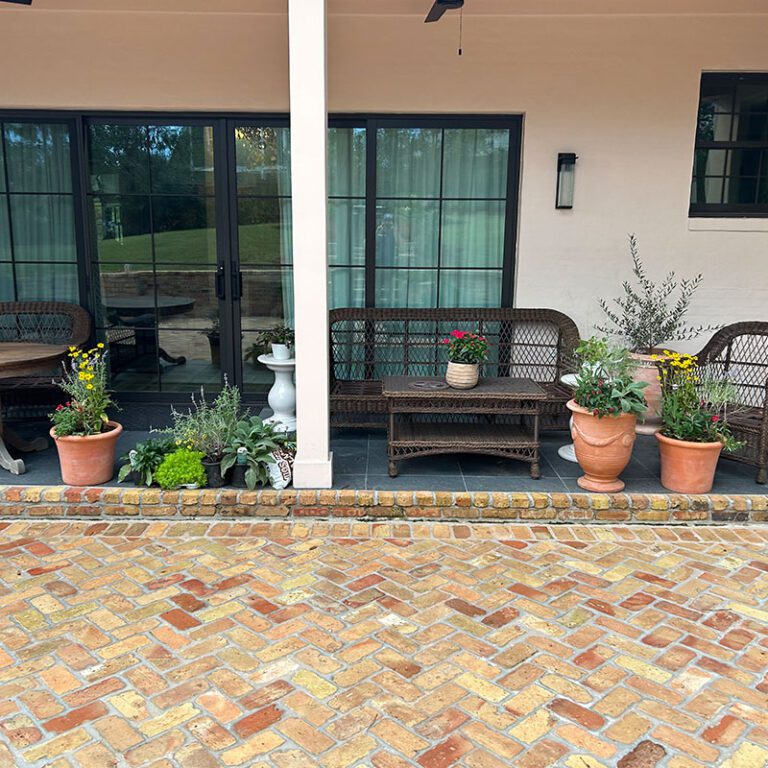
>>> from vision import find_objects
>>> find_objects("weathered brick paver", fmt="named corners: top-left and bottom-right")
top-left (0, 520), bottom-right (766, 767)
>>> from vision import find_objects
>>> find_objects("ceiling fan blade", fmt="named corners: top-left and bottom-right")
top-left (0, 1), bottom-right (33, 4)
top-left (424, 1), bottom-right (447, 23)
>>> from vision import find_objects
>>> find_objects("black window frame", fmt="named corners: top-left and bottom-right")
top-left (690, 73), bottom-right (768, 218)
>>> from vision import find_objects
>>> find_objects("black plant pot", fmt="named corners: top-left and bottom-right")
top-left (203, 460), bottom-right (227, 488)
top-left (230, 464), bottom-right (248, 488)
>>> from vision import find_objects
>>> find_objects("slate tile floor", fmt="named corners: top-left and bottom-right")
top-left (1, 421), bottom-right (762, 493)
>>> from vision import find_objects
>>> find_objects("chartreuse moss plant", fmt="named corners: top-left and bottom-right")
top-left (154, 448), bottom-right (207, 490)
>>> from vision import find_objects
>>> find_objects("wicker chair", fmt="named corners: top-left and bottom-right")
top-left (329, 307), bottom-right (580, 429)
top-left (697, 321), bottom-right (768, 484)
top-left (0, 302), bottom-right (92, 419)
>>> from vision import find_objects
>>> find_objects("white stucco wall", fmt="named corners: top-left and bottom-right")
top-left (1, 3), bottom-right (766, 347)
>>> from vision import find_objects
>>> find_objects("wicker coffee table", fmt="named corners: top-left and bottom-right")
top-left (381, 376), bottom-right (546, 479)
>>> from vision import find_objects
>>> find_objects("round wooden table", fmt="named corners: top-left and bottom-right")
top-left (0, 342), bottom-right (71, 475)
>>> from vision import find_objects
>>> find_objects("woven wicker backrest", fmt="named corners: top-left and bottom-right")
top-left (329, 308), bottom-right (580, 384)
top-left (697, 322), bottom-right (768, 408)
top-left (0, 302), bottom-right (91, 347)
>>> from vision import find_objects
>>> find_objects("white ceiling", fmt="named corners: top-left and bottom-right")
top-left (2, 0), bottom-right (768, 14)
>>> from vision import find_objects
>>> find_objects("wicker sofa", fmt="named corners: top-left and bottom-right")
top-left (329, 307), bottom-right (580, 429)
top-left (697, 321), bottom-right (768, 484)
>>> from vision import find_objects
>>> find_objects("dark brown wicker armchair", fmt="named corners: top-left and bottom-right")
top-left (0, 302), bottom-right (92, 418)
top-left (329, 307), bottom-right (580, 429)
top-left (697, 321), bottom-right (768, 484)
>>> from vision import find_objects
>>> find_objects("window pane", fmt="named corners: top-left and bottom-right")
top-left (0, 203), bottom-right (10, 261)
top-left (736, 82), bottom-right (768, 113)
top-left (235, 126), bottom-right (291, 196)
top-left (88, 124), bottom-right (149, 194)
top-left (149, 125), bottom-right (215, 195)
top-left (443, 128), bottom-right (509, 198)
top-left (699, 80), bottom-right (735, 114)
top-left (691, 176), bottom-right (725, 205)
top-left (0, 262), bottom-right (13, 301)
top-left (376, 268), bottom-right (437, 307)
top-left (155, 265), bottom-right (214, 329)
top-left (439, 270), bottom-right (502, 308)
top-left (697, 109), bottom-right (733, 142)
top-left (329, 127), bottom-right (366, 197)
top-left (157, 329), bottom-right (220, 393)
top-left (328, 199), bottom-right (365, 266)
top-left (92, 196), bottom-right (152, 265)
top-left (0, 134), bottom-right (5, 193)
top-left (376, 128), bottom-right (441, 198)
top-left (240, 267), bottom-right (294, 337)
top-left (375, 201), bottom-right (438, 268)
top-left (4, 123), bottom-right (72, 193)
top-left (238, 198), bottom-right (292, 266)
top-left (693, 148), bottom-right (728, 177)
top-left (9, 196), bottom-right (77, 262)
top-left (441, 201), bottom-right (505, 268)
top-left (329, 266), bottom-right (365, 309)
top-left (152, 196), bottom-right (217, 264)
top-left (15, 261), bottom-right (78, 302)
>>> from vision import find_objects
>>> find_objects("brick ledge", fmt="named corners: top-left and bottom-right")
top-left (0, 485), bottom-right (766, 523)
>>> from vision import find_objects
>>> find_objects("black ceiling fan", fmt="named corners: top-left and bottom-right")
top-left (0, 1), bottom-right (33, 4)
top-left (424, 0), bottom-right (463, 23)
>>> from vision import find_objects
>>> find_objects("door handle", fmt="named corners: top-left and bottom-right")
top-left (232, 270), bottom-right (243, 300)
top-left (215, 263), bottom-right (226, 299)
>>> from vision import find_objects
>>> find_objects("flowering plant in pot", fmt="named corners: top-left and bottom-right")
top-left (256, 324), bottom-right (295, 361)
top-left (441, 330), bottom-right (489, 389)
top-left (567, 338), bottom-right (647, 492)
top-left (656, 352), bottom-right (742, 493)
top-left (49, 344), bottom-right (123, 486)
top-left (596, 234), bottom-right (717, 433)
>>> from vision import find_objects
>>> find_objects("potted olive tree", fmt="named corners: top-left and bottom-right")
top-left (656, 352), bottom-right (742, 493)
top-left (50, 344), bottom-right (123, 486)
top-left (596, 234), bottom-right (717, 434)
top-left (567, 338), bottom-right (647, 492)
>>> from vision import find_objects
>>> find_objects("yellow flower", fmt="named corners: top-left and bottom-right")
top-left (78, 372), bottom-right (86, 380)
top-left (68, 346), bottom-right (76, 352)
top-left (86, 384), bottom-right (94, 390)
top-left (97, 342), bottom-right (105, 349)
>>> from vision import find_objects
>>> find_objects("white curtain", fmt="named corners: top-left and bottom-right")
top-left (2, 123), bottom-right (78, 302)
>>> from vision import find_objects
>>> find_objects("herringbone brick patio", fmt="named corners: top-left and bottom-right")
top-left (0, 520), bottom-right (766, 767)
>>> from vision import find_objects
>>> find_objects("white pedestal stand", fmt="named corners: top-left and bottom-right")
top-left (258, 354), bottom-right (297, 433)
top-left (558, 373), bottom-right (579, 463)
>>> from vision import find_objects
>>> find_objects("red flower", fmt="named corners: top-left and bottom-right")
top-left (56, 405), bottom-right (63, 411)
top-left (450, 330), bottom-right (465, 339)
top-left (441, 338), bottom-right (450, 344)
top-left (593, 409), bottom-right (598, 416)
top-left (711, 414), bottom-right (720, 422)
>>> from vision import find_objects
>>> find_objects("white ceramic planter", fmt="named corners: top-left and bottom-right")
top-left (445, 362), bottom-right (479, 389)
top-left (271, 343), bottom-right (292, 360)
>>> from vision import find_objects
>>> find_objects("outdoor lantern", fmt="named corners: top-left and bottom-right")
top-left (556, 152), bottom-right (578, 209)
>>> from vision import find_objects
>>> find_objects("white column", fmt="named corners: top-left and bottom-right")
top-left (288, 0), bottom-right (333, 488)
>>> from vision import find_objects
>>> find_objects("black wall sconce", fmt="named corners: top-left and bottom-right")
top-left (556, 152), bottom-right (578, 209)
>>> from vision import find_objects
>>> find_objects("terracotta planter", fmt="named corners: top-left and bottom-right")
top-left (630, 350), bottom-right (671, 435)
top-left (656, 432), bottom-right (722, 493)
top-left (446, 362), bottom-right (479, 389)
top-left (567, 400), bottom-right (637, 492)
top-left (50, 421), bottom-right (123, 486)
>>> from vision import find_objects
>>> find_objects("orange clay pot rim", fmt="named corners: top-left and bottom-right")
top-left (50, 421), bottom-right (123, 442)
top-left (655, 432), bottom-right (723, 450)
top-left (566, 399), bottom-right (637, 419)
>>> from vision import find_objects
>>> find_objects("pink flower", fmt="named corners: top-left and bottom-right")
top-left (56, 405), bottom-right (63, 411)
top-left (711, 414), bottom-right (720, 422)
top-left (441, 338), bottom-right (450, 344)
top-left (450, 330), bottom-right (465, 339)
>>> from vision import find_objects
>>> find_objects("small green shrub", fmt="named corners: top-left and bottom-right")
top-left (154, 448), bottom-right (207, 490)
top-left (118, 437), bottom-right (176, 486)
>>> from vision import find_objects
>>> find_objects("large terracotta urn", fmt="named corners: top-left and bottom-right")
top-left (656, 433), bottom-right (722, 493)
top-left (567, 400), bottom-right (637, 492)
top-left (446, 362), bottom-right (479, 389)
top-left (630, 351), bottom-right (668, 435)
top-left (51, 421), bottom-right (123, 486)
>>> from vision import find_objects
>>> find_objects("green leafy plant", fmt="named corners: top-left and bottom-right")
top-left (220, 417), bottom-right (297, 490)
top-left (596, 234), bottom-right (717, 353)
top-left (658, 351), bottom-right (743, 451)
top-left (154, 448), bottom-right (207, 490)
top-left (573, 337), bottom-right (648, 418)
top-left (163, 382), bottom-right (245, 461)
top-left (50, 345), bottom-right (114, 436)
top-left (256, 324), bottom-right (295, 347)
top-left (441, 330), bottom-right (489, 365)
top-left (118, 437), bottom-right (175, 486)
